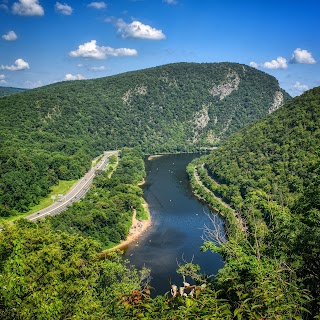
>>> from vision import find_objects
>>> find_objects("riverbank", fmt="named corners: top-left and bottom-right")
top-left (147, 148), bottom-right (217, 161)
top-left (187, 160), bottom-right (247, 238)
top-left (100, 200), bottom-right (151, 256)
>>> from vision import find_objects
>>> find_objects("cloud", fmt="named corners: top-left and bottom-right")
top-left (2, 31), bottom-right (18, 41)
top-left (1, 58), bottom-right (30, 71)
top-left (290, 48), bottom-right (316, 64)
top-left (249, 62), bottom-right (259, 69)
top-left (88, 1), bottom-right (107, 9)
top-left (262, 57), bottom-right (288, 70)
top-left (64, 73), bottom-right (86, 80)
top-left (163, 0), bottom-right (178, 4)
top-left (292, 81), bottom-right (309, 92)
top-left (0, 74), bottom-right (6, 84)
top-left (69, 40), bottom-right (138, 59)
top-left (12, 0), bottom-right (44, 16)
top-left (55, 2), bottom-right (73, 15)
top-left (24, 80), bottom-right (43, 88)
top-left (90, 66), bottom-right (106, 71)
top-left (250, 56), bottom-right (288, 70)
top-left (116, 19), bottom-right (166, 40)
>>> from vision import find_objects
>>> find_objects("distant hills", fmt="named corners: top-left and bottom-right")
top-left (0, 62), bottom-right (290, 215)
top-left (0, 86), bottom-right (26, 97)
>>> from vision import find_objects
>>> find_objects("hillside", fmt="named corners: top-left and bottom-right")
top-left (191, 87), bottom-right (320, 317)
top-left (0, 86), bottom-right (26, 97)
top-left (0, 62), bottom-right (290, 216)
top-left (203, 86), bottom-right (319, 209)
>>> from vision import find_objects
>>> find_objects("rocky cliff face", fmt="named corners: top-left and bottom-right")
top-left (209, 69), bottom-right (240, 100)
top-left (268, 91), bottom-right (284, 114)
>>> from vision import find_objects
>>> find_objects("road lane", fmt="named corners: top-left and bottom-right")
top-left (27, 151), bottom-right (118, 221)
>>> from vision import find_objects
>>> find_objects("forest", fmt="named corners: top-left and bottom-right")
top-left (47, 148), bottom-right (147, 249)
top-left (188, 87), bottom-right (320, 318)
top-left (0, 62), bottom-right (290, 217)
top-left (0, 66), bottom-right (319, 318)
top-left (0, 86), bottom-right (25, 97)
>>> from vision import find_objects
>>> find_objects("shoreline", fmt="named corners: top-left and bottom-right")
top-left (147, 154), bottom-right (163, 160)
top-left (147, 149), bottom-right (217, 161)
top-left (100, 199), bottom-right (151, 256)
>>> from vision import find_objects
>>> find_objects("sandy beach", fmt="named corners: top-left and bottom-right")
top-left (100, 200), bottom-right (151, 256)
top-left (147, 154), bottom-right (163, 160)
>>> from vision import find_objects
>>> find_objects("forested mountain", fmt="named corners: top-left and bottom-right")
top-left (1, 88), bottom-right (318, 318)
top-left (190, 87), bottom-right (320, 317)
top-left (0, 62), bottom-right (290, 216)
top-left (0, 86), bottom-right (26, 97)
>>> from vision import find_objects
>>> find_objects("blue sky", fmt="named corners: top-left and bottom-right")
top-left (0, 0), bottom-right (319, 96)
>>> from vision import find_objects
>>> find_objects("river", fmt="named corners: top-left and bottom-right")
top-left (123, 153), bottom-right (225, 296)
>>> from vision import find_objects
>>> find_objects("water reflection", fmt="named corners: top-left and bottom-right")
top-left (124, 153), bottom-right (225, 296)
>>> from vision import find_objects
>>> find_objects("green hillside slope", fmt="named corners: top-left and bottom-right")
top-left (192, 87), bottom-right (320, 316)
top-left (0, 62), bottom-right (290, 216)
top-left (0, 86), bottom-right (26, 97)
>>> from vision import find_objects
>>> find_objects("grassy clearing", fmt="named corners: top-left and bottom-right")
top-left (136, 199), bottom-right (149, 221)
top-left (27, 180), bottom-right (78, 214)
top-left (106, 155), bottom-right (119, 178)
top-left (92, 155), bottom-right (103, 167)
top-left (0, 179), bottom-right (77, 223)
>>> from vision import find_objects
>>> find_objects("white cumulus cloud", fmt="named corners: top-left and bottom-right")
top-left (116, 19), bottom-right (166, 40)
top-left (249, 62), bottom-right (259, 68)
top-left (69, 40), bottom-right (138, 59)
top-left (262, 56), bottom-right (288, 70)
top-left (2, 31), bottom-right (18, 41)
top-left (12, 0), bottom-right (44, 16)
top-left (250, 57), bottom-right (288, 70)
top-left (290, 48), bottom-right (316, 64)
top-left (292, 81), bottom-right (309, 92)
top-left (64, 73), bottom-right (86, 81)
top-left (88, 1), bottom-right (106, 9)
top-left (1, 58), bottom-right (30, 71)
top-left (55, 2), bottom-right (73, 15)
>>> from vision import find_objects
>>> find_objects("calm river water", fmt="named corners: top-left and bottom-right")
top-left (123, 153), bottom-right (225, 296)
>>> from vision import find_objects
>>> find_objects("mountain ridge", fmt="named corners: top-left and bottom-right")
top-left (0, 86), bottom-right (26, 97)
top-left (0, 62), bottom-right (290, 215)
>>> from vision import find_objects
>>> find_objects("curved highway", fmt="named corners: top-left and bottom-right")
top-left (27, 151), bottom-right (118, 222)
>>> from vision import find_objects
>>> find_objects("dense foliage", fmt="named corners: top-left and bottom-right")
top-left (0, 148), bottom-right (153, 319)
top-left (0, 62), bottom-right (290, 216)
top-left (47, 148), bottom-right (147, 248)
top-left (189, 87), bottom-right (320, 317)
top-left (0, 221), bottom-right (152, 319)
top-left (1, 79), bottom-right (319, 319)
top-left (0, 86), bottom-right (25, 97)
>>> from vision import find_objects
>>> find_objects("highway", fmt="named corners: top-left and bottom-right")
top-left (27, 151), bottom-right (118, 222)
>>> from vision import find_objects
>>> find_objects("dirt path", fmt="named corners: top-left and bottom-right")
top-left (194, 164), bottom-right (233, 211)
top-left (194, 164), bottom-right (247, 233)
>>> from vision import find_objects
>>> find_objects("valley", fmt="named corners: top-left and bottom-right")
top-left (0, 65), bottom-right (319, 319)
